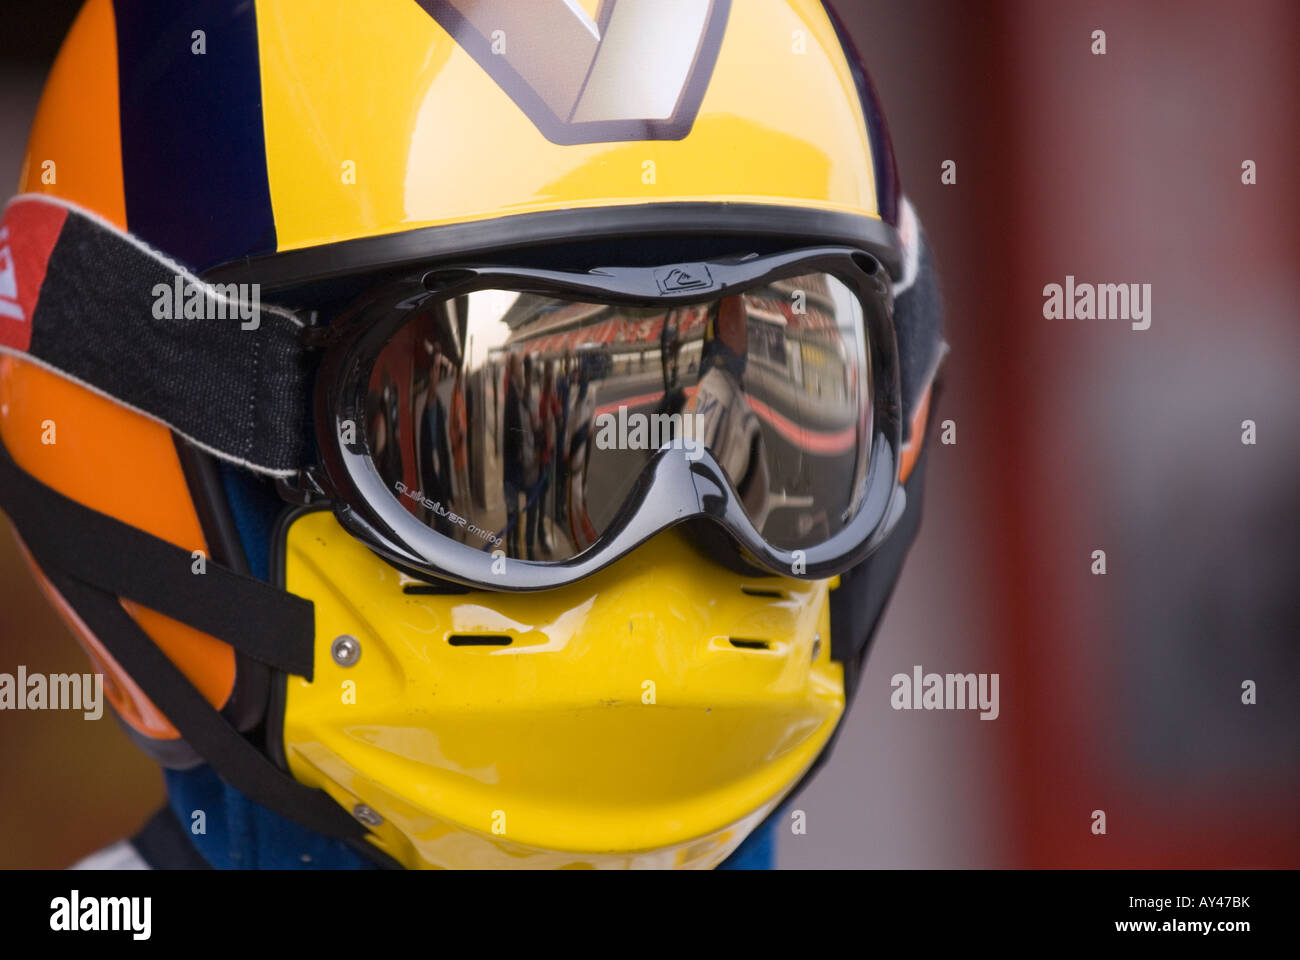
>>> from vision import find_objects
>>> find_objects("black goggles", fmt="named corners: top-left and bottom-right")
top-left (310, 246), bottom-right (905, 590)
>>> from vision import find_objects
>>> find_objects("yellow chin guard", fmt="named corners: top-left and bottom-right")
top-left (277, 509), bottom-right (843, 869)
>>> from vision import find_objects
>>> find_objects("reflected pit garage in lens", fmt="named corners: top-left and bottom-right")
top-left (363, 272), bottom-right (872, 563)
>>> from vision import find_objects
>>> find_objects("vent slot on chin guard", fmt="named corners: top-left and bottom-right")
top-left (447, 634), bottom-right (513, 647)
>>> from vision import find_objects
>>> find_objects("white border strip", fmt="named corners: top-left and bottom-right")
top-left (892, 195), bottom-right (921, 297)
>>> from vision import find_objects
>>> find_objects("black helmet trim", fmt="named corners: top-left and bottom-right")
top-left (893, 199), bottom-right (948, 442)
top-left (202, 202), bottom-right (906, 292)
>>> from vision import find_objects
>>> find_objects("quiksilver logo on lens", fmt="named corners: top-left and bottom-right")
top-left (395, 481), bottom-right (502, 545)
top-left (655, 264), bottom-right (713, 294)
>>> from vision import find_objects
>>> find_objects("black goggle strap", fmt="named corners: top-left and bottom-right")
top-left (0, 194), bottom-right (307, 477)
top-left (777, 424), bottom-right (934, 819)
top-left (826, 198), bottom-right (945, 681)
top-left (0, 439), bottom-right (369, 846)
top-left (1, 191), bottom-right (946, 477)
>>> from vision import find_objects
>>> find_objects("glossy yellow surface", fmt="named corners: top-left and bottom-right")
top-left (281, 509), bottom-right (844, 869)
top-left (255, 0), bottom-right (878, 251)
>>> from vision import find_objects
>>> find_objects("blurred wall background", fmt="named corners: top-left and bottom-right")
top-left (1, 0), bottom-right (1296, 868)
top-left (783, 0), bottom-right (1300, 868)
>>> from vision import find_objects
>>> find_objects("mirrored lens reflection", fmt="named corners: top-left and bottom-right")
top-left (365, 273), bottom-right (870, 562)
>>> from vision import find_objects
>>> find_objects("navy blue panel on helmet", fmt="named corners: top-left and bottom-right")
top-left (821, 1), bottom-right (900, 226)
top-left (113, 1), bottom-right (277, 271)
top-left (163, 767), bottom-right (382, 869)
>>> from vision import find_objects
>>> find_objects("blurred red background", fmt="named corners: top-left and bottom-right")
top-left (1, 0), bottom-right (1296, 868)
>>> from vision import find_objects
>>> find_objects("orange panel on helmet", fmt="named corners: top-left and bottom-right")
top-left (2, 0), bottom-right (236, 742)
top-left (899, 385), bottom-right (933, 484)
top-left (18, 536), bottom-right (177, 739)
top-left (17, 0), bottom-right (126, 229)
top-left (0, 356), bottom-right (236, 736)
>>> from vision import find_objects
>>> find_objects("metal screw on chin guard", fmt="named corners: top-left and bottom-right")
top-left (332, 634), bottom-right (361, 666)
top-left (353, 804), bottom-right (384, 827)
top-left (812, 633), bottom-right (822, 662)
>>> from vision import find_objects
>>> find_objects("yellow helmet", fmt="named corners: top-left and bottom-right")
top-left (1, 0), bottom-right (945, 869)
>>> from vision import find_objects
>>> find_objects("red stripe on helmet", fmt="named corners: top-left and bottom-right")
top-left (0, 200), bottom-right (69, 352)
